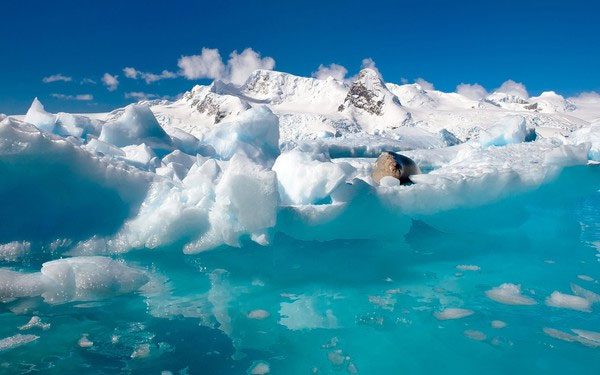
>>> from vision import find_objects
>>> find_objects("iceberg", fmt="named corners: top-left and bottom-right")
top-left (1, 67), bottom-right (600, 373)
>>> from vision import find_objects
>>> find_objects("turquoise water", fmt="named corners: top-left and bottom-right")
top-left (1, 167), bottom-right (599, 374)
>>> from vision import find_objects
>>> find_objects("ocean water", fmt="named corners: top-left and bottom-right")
top-left (1, 167), bottom-right (599, 374)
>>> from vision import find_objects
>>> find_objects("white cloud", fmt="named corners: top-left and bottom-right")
top-left (360, 58), bottom-right (381, 77)
top-left (177, 48), bottom-right (226, 80)
top-left (311, 63), bottom-right (348, 81)
top-left (568, 91), bottom-right (600, 104)
top-left (415, 78), bottom-right (435, 91)
top-left (51, 93), bottom-right (93, 101)
top-left (123, 67), bottom-right (139, 79)
top-left (456, 83), bottom-right (488, 100)
top-left (102, 73), bottom-right (119, 91)
top-left (226, 48), bottom-right (276, 85)
top-left (80, 78), bottom-right (96, 85)
top-left (42, 74), bottom-right (72, 83)
top-left (177, 47), bottom-right (275, 86)
top-left (124, 92), bottom-right (176, 102)
top-left (123, 67), bottom-right (177, 84)
top-left (495, 79), bottom-right (529, 99)
top-left (125, 92), bottom-right (156, 101)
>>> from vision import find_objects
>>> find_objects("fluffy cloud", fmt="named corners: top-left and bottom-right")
top-left (124, 92), bottom-right (176, 102)
top-left (456, 83), bottom-right (488, 100)
top-left (226, 48), bottom-right (276, 85)
top-left (177, 47), bottom-right (274, 85)
top-left (124, 92), bottom-right (159, 101)
top-left (42, 74), bottom-right (72, 83)
top-left (177, 48), bottom-right (226, 80)
top-left (311, 63), bottom-right (348, 81)
top-left (102, 73), bottom-right (119, 91)
top-left (123, 67), bottom-right (177, 84)
top-left (80, 78), bottom-right (96, 85)
top-left (415, 78), bottom-right (435, 91)
top-left (51, 93), bottom-right (93, 101)
top-left (360, 58), bottom-right (381, 77)
top-left (568, 91), bottom-right (600, 104)
top-left (495, 79), bottom-right (529, 99)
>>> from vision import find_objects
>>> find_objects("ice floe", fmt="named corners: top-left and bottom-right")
top-left (433, 308), bottom-right (474, 320)
top-left (545, 291), bottom-right (592, 312)
top-left (485, 283), bottom-right (536, 305)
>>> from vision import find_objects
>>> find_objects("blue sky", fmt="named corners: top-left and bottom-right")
top-left (1, 0), bottom-right (599, 114)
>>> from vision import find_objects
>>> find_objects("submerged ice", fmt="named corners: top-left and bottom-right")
top-left (1, 68), bottom-right (599, 373)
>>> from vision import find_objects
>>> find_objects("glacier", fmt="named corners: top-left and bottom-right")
top-left (0, 68), bottom-right (599, 373)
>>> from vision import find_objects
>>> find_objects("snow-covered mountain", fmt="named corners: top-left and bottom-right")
top-left (12, 68), bottom-right (600, 156)
top-left (337, 68), bottom-right (411, 133)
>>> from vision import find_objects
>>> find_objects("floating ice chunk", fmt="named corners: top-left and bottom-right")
top-left (78, 334), bottom-right (93, 348)
top-left (479, 115), bottom-right (530, 147)
top-left (347, 362), bottom-right (359, 374)
top-left (167, 127), bottom-right (214, 156)
top-left (40, 256), bottom-right (149, 303)
top-left (571, 329), bottom-right (600, 346)
top-left (0, 256), bottom-right (148, 304)
top-left (247, 309), bottom-right (270, 320)
top-left (433, 308), bottom-right (474, 320)
top-left (204, 106), bottom-right (279, 164)
top-left (464, 330), bottom-right (487, 341)
top-left (121, 143), bottom-right (156, 168)
top-left (24, 98), bottom-right (100, 138)
top-left (19, 316), bottom-right (50, 331)
top-left (544, 327), bottom-right (600, 348)
top-left (0, 334), bottom-right (39, 351)
top-left (0, 241), bottom-right (30, 261)
top-left (85, 138), bottom-right (126, 158)
top-left (0, 269), bottom-right (45, 301)
top-left (0, 119), bottom-right (153, 242)
top-left (570, 283), bottom-right (600, 304)
top-left (569, 124), bottom-right (600, 161)
top-left (577, 275), bottom-right (594, 282)
top-left (162, 150), bottom-right (197, 170)
top-left (279, 295), bottom-right (338, 330)
top-left (545, 291), bottom-right (591, 312)
top-left (24, 98), bottom-right (56, 133)
top-left (544, 143), bottom-right (590, 166)
top-left (543, 327), bottom-right (577, 343)
top-left (131, 343), bottom-right (151, 359)
top-left (456, 264), bottom-right (480, 271)
top-left (100, 104), bottom-right (172, 149)
top-left (248, 360), bottom-right (270, 374)
top-left (272, 149), bottom-right (354, 205)
top-left (491, 320), bottom-right (507, 329)
top-left (185, 154), bottom-right (279, 252)
top-left (485, 283), bottom-right (536, 305)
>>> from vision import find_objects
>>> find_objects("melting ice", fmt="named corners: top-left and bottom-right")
top-left (0, 69), bottom-right (599, 373)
